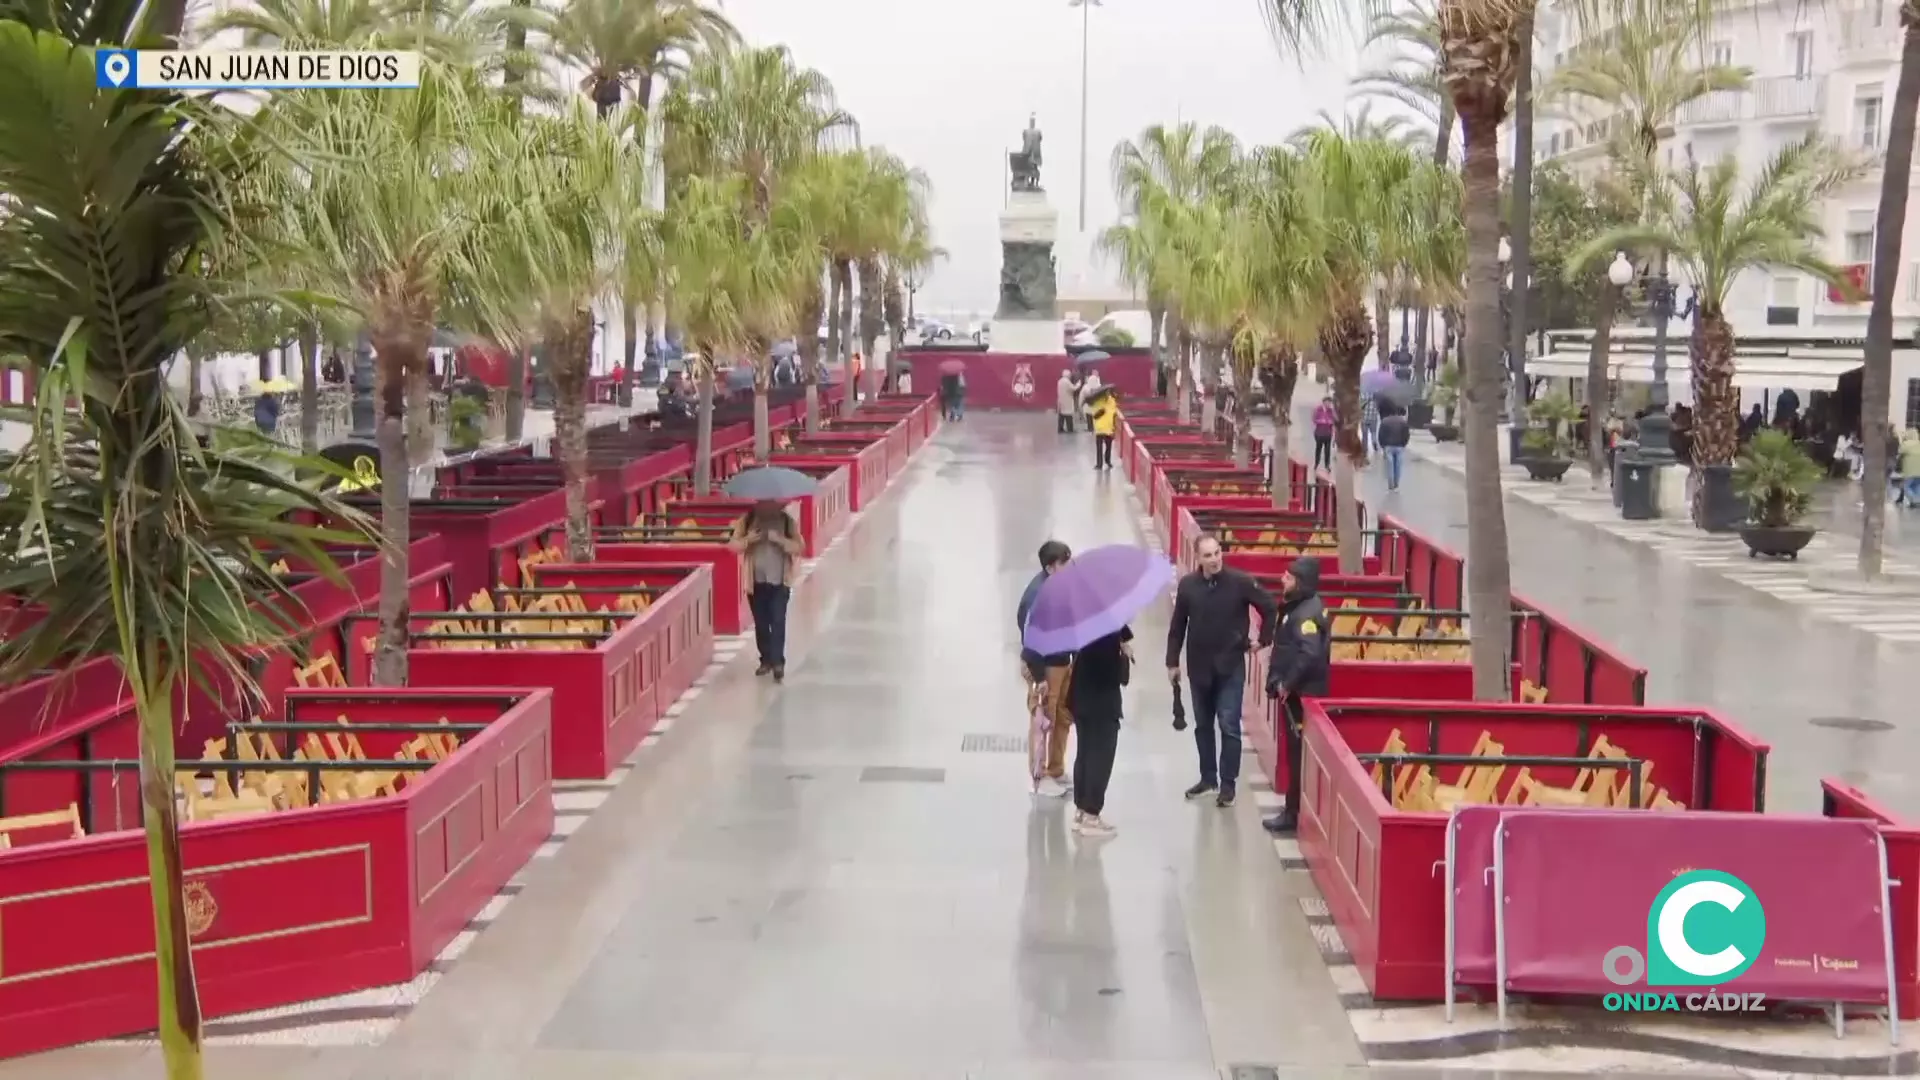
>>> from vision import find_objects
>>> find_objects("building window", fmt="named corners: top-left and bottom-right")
top-left (1846, 228), bottom-right (1875, 265)
top-left (1766, 275), bottom-right (1800, 324)
top-left (1790, 31), bottom-right (1815, 77)
top-left (1858, 92), bottom-right (1884, 150)
top-left (1710, 40), bottom-right (1733, 66)
top-left (1906, 379), bottom-right (1920, 432)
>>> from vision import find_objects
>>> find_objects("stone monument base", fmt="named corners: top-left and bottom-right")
top-left (990, 318), bottom-right (1064, 356)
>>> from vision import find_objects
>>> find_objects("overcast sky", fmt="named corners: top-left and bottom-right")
top-left (720, 0), bottom-right (1363, 321)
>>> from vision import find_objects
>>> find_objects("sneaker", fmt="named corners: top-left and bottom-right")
top-left (1034, 777), bottom-right (1070, 798)
top-left (755, 662), bottom-right (773, 676)
top-left (772, 665), bottom-right (785, 683)
top-left (1216, 786), bottom-right (1236, 808)
top-left (1263, 813), bottom-right (1298, 835)
top-left (1184, 780), bottom-right (1218, 801)
top-left (1074, 815), bottom-right (1117, 838)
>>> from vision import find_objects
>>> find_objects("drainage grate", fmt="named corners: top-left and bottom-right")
top-left (960, 733), bottom-right (1029, 753)
top-left (858, 766), bottom-right (947, 784)
top-left (1809, 716), bottom-right (1894, 732)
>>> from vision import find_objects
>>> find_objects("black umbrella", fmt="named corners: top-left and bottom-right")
top-left (1171, 681), bottom-right (1188, 731)
top-left (1077, 350), bottom-right (1112, 365)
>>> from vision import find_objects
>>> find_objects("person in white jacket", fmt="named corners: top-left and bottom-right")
top-left (1055, 370), bottom-right (1078, 434)
top-left (1077, 370), bottom-right (1104, 431)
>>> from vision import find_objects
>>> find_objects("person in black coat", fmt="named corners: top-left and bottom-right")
top-left (1166, 535), bottom-right (1278, 809)
top-left (1263, 555), bottom-right (1330, 835)
top-left (1068, 626), bottom-right (1132, 838)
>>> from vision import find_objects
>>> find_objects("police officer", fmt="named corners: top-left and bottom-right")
top-left (1264, 555), bottom-right (1330, 835)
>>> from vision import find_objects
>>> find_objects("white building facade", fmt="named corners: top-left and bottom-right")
top-left (1530, 0), bottom-right (1920, 425)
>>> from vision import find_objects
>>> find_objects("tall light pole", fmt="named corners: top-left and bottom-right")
top-left (1070, 0), bottom-right (1101, 233)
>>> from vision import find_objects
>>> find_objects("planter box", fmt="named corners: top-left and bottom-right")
top-left (1739, 523), bottom-right (1815, 559)
top-left (1429, 424), bottom-right (1460, 442)
top-left (1522, 457), bottom-right (1572, 482)
top-left (777, 435), bottom-right (891, 511)
top-left (0, 687), bottom-right (555, 1058)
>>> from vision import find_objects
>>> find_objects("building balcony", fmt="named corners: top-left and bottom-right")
top-left (1674, 76), bottom-right (1825, 128)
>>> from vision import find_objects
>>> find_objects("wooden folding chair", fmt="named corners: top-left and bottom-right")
top-left (294, 654), bottom-right (348, 688)
top-left (0, 803), bottom-right (85, 844)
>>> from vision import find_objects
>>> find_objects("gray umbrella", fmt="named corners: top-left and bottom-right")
top-left (771, 340), bottom-right (798, 358)
top-left (726, 365), bottom-right (756, 389)
top-left (1076, 350), bottom-right (1111, 364)
top-left (724, 466), bottom-right (819, 500)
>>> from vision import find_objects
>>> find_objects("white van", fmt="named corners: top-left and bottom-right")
top-left (1072, 310), bottom-right (1156, 350)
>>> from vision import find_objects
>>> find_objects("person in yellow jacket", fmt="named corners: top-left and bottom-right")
top-left (1088, 391), bottom-right (1119, 471)
top-left (1898, 429), bottom-right (1920, 507)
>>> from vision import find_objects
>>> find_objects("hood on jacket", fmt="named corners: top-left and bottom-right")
top-left (1288, 555), bottom-right (1322, 599)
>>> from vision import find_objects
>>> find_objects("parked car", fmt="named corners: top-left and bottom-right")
top-left (916, 318), bottom-right (955, 341)
top-left (1071, 310), bottom-right (1154, 350)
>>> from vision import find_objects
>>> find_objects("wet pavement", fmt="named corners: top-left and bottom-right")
top-left (13, 411), bottom-right (1915, 1079)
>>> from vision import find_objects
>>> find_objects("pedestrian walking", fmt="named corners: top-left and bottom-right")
top-left (1088, 390), bottom-right (1118, 471)
top-left (727, 500), bottom-right (804, 682)
top-left (1078, 370), bottom-right (1104, 431)
top-left (1068, 626), bottom-right (1132, 838)
top-left (1165, 535), bottom-right (1277, 808)
top-left (1377, 408), bottom-right (1411, 491)
top-left (1311, 396), bottom-right (1335, 473)
top-left (1901, 430), bottom-right (1920, 507)
top-left (1262, 556), bottom-right (1331, 835)
top-left (1056, 370), bottom-right (1078, 434)
top-left (1016, 540), bottom-right (1075, 797)
top-left (1361, 393), bottom-right (1382, 457)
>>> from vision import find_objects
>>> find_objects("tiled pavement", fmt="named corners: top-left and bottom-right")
top-left (1404, 434), bottom-right (1920, 643)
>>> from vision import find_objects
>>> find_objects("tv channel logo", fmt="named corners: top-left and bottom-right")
top-left (1602, 870), bottom-right (1769, 1013)
top-left (97, 49), bottom-right (137, 89)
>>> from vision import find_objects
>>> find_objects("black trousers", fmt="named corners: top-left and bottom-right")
top-left (1073, 716), bottom-right (1120, 817)
top-left (1281, 693), bottom-right (1306, 817)
top-left (748, 583), bottom-right (790, 666)
top-left (1094, 434), bottom-right (1115, 469)
top-left (1312, 436), bottom-right (1333, 472)
top-left (1057, 413), bottom-right (1075, 433)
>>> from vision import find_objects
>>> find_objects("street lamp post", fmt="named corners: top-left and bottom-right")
top-left (1069, 0), bottom-right (1101, 234)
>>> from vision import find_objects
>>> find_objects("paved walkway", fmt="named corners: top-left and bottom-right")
top-left (15, 412), bottom-right (1920, 1079)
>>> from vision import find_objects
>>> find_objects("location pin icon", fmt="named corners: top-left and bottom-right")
top-left (104, 53), bottom-right (130, 87)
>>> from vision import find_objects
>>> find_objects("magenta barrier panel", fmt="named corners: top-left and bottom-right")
top-left (1446, 805), bottom-right (1504, 990)
top-left (1822, 779), bottom-right (1920, 1020)
top-left (1482, 810), bottom-right (1893, 1006)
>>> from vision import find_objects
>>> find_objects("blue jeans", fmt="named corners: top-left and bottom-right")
top-left (748, 583), bottom-right (790, 666)
top-left (1190, 662), bottom-right (1246, 789)
top-left (1384, 446), bottom-right (1405, 488)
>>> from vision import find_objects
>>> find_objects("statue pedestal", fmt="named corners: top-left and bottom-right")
top-left (990, 318), bottom-right (1065, 355)
top-left (994, 190), bottom-right (1062, 353)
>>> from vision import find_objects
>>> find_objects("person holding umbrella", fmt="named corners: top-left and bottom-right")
top-left (724, 468), bottom-right (816, 681)
top-left (1263, 556), bottom-right (1331, 835)
top-left (1024, 545), bottom-right (1174, 837)
top-left (1086, 386), bottom-right (1120, 471)
top-left (1016, 540), bottom-right (1075, 797)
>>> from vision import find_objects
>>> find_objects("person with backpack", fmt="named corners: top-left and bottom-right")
top-left (1377, 406), bottom-right (1411, 492)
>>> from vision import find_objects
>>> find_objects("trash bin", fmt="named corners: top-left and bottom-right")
top-left (1618, 456), bottom-right (1657, 520)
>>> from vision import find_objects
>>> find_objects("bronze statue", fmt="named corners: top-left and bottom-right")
top-left (1008, 113), bottom-right (1044, 193)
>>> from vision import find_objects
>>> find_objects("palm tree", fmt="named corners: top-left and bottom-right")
top-left (256, 70), bottom-right (517, 684)
top-left (514, 0), bottom-right (736, 407)
top-left (476, 102), bottom-right (648, 559)
top-left (1857, 3), bottom-right (1920, 577)
top-left (1574, 136), bottom-right (1864, 519)
top-left (1231, 146), bottom-right (1320, 477)
top-left (0, 21), bottom-right (369, 1078)
top-left (662, 45), bottom-right (854, 438)
top-left (1106, 122), bottom-right (1242, 426)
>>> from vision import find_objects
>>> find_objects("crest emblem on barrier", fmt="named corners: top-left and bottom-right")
top-left (1012, 363), bottom-right (1035, 400)
top-left (183, 880), bottom-right (219, 939)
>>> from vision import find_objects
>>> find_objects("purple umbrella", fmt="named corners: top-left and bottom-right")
top-left (1361, 368), bottom-right (1400, 396)
top-left (1022, 545), bottom-right (1174, 655)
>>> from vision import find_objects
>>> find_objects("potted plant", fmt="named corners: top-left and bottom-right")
top-left (1519, 392), bottom-right (1579, 481)
top-left (1428, 364), bottom-right (1461, 442)
top-left (447, 394), bottom-right (487, 452)
top-left (1733, 429), bottom-right (1822, 558)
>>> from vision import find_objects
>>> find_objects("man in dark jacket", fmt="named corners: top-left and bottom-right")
top-left (1166, 534), bottom-right (1278, 808)
top-left (1264, 555), bottom-right (1331, 835)
top-left (1017, 540), bottom-right (1074, 797)
top-left (1377, 408), bottom-right (1411, 491)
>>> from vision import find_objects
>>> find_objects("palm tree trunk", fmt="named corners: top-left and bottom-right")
top-left (1860, 16), bottom-right (1920, 577)
top-left (1373, 290), bottom-right (1391, 369)
top-left (837, 260), bottom-right (856, 416)
top-left (1413, 306), bottom-right (1432, 396)
top-left (801, 274), bottom-right (826, 433)
top-left (370, 343), bottom-right (415, 687)
top-left (1263, 352), bottom-right (1301, 508)
top-left (186, 351), bottom-right (203, 417)
top-left (133, 656), bottom-right (204, 1080)
top-left (505, 347), bottom-right (527, 442)
top-left (857, 257), bottom-right (883, 401)
top-left (407, 368), bottom-right (432, 465)
top-left (1320, 304), bottom-right (1372, 574)
top-left (1199, 342), bottom-right (1219, 434)
top-left (826, 261), bottom-right (844, 371)
top-left (1149, 304), bottom-right (1167, 398)
top-left (1230, 361), bottom-right (1254, 468)
top-left (298, 325), bottom-right (319, 452)
top-left (753, 384), bottom-right (772, 460)
top-left (1168, 312), bottom-right (1188, 415)
top-left (1689, 308), bottom-right (1739, 471)
top-left (1459, 102), bottom-right (1518, 703)
top-left (1585, 286), bottom-right (1617, 487)
top-left (1506, 14), bottom-right (1536, 424)
top-left (694, 364), bottom-right (715, 496)
top-left (550, 318), bottom-right (594, 561)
